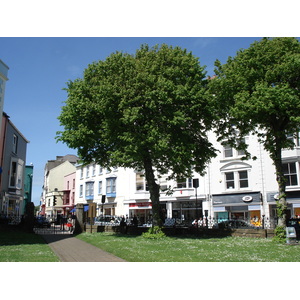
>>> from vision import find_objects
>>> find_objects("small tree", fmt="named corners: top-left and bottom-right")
top-left (57, 44), bottom-right (217, 227)
top-left (209, 37), bottom-right (300, 232)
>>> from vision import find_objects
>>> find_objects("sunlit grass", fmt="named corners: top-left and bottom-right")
top-left (77, 232), bottom-right (300, 262)
top-left (0, 230), bottom-right (59, 262)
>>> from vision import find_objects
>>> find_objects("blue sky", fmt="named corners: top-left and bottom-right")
top-left (0, 37), bottom-right (264, 205)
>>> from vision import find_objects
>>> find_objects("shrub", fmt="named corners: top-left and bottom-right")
top-left (273, 226), bottom-right (286, 243)
top-left (142, 226), bottom-right (166, 239)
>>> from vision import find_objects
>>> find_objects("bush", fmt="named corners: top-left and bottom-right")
top-left (142, 226), bottom-right (166, 239)
top-left (273, 226), bottom-right (286, 243)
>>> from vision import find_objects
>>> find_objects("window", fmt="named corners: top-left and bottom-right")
top-left (79, 185), bottom-right (83, 197)
top-left (176, 178), bottom-right (192, 189)
top-left (98, 181), bottom-right (102, 194)
top-left (159, 176), bottom-right (168, 192)
top-left (80, 168), bottom-right (84, 179)
top-left (225, 172), bottom-right (235, 189)
top-left (224, 144), bottom-right (233, 158)
top-left (225, 170), bottom-right (249, 190)
top-left (286, 132), bottom-right (300, 147)
top-left (223, 139), bottom-right (246, 158)
top-left (13, 134), bottom-right (18, 154)
top-left (10, 161), bottom-right (17, 187)
top-left (283, 162), bottom-right (298, 186)
top-left (106, 177), bottom-right (116, 196)
top-left (92, 164), bottom-right (96, 176)
top-left (73, 179), bottom-right (75, 189)
top-left (9, 159), bottom-right (24, 189)
top-left (136, 172), bottom-right (148, 191)
top-left (85, 182), bottom-right (94, 200)
top-left (86, 166), bottom-right (90, 178)
top-left (239, 171), bottom-right (249, 188)
top-left (99, 167), bottom-right (103, 174)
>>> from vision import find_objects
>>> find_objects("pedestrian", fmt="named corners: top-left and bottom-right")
top-left (60, 215), bottom-right (65, 230)
top-left (132, 215), bottom-right (138, 227)
top-left (120, 216), bottom-right (127, 234)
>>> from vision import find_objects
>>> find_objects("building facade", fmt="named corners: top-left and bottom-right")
top-left (24, 164), bottom-right (34, 213)
top-left (72, 130), bottom-right (300, 228)
top-left (0, 59), bottom-right (9, 136)
top-left (41, 155), bottom-right (79, 218)
top-left (63, 171), bottom-right (76, 215)
top-left (0, 113), bottom-right (29, 223)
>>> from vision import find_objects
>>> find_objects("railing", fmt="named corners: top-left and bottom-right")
top-left (166, 216), bottom-right (279, 229)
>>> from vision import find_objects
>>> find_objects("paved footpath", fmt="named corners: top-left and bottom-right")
top-left (41, 234), bottom-right (126, 262)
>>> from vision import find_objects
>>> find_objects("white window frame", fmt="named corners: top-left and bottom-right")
top-left (12, 134), bottom-right (18, 154)
top-left (283, 162), bottom-right (298, 186)
top-left (224, 170), bottom-right (249, 191)
top-left (106, 177), bottom-right (116, 194)
top-left (9, 158), bottom-right (24, 189)
top-left (85, 181), bottom-right (94, 198)
top-left (136, 172), bottom-right (148, 192)
top-left (98, 181), bottom-right (102, 195)
top-left (223, 138), bottom-right (246, 159)
top-left (79, 185), bottom-right (83, 197)
top-left (176, 178), bottom-right (192, 189)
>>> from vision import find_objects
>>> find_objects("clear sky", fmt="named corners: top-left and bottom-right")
top-left (0, 37), bottom-right (265, 205)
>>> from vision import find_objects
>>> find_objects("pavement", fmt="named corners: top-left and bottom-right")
top-left (41, 234), bottom-right (126, 262)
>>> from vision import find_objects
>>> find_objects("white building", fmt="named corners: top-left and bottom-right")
top-left (74, 131), bottom-right (300, 227)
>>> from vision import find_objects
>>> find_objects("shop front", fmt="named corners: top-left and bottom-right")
top-left (267, 191), bottom-right (300, 219)
top-left (2, 193), bottom-right (23, 224)
top-left (129, 201), bottom-right (152, 225)
top-left (171, 199), bottom-right (203, 225)
top-left (212, 192), bottom-right (262, 226)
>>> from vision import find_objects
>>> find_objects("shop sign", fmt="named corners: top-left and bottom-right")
top-left (242, 196), bottom-right (253, 202)
top-left (129, 202), bottom-right (152, 208)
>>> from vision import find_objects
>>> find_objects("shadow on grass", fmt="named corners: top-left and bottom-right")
top-left (80, 226), bottom-right (232, 240)
top-left (0, 226), bottom-right (47, 246)
top-left (0, 225), bottom-right (74, 246)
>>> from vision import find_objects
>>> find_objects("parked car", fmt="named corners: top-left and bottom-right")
top-left (34, 217), bottom-right (51, 228)
top-left (94, 215), bottom-right (121, 226)
top-left (217, 219), bottom-right (254, 229)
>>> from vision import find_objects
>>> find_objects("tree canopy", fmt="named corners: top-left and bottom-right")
top-left (209, 37), bottom-right (300, 229)
top-left (57, 44), bottom-right (217, 226)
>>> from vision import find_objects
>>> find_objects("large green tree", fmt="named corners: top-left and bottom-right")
top-left (209, 37), bottom-right (300, 231)
top-left (57, 44), bottom-right (217, 226)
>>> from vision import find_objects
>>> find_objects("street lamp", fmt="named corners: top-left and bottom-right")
top-left (193, 178), bottom-right (199, 219)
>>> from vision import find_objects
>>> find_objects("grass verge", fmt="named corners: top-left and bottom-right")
top-left (77, 232), bottom-right (300, 262)
top-left (0, 229), bottom-right (59, 262)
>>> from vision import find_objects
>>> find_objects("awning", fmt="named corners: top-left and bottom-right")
top-left (84, 205), bottom-right (89, 212)
top-left (70, 208), bottom-right (76, 212)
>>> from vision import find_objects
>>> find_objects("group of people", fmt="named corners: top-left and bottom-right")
top-left (192, 217), bottom-right (207, 228)
top-left (58, 214), bottom-right (75, 231)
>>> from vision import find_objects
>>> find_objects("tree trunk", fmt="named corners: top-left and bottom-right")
top-left (143, 154), bottom-right (162, 227)
top-left (273, 145), bottom-right (287, 228)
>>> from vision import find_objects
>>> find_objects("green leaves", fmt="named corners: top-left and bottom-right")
top-left (210, 37), bottom-right (300, 231)
top-left (57, 43), bottom-right (216, 178)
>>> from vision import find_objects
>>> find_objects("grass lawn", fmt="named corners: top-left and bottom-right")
top-left (77, 232), bottom-right (300, 262)
top-left (0, 230), bottom-right (59, 262)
